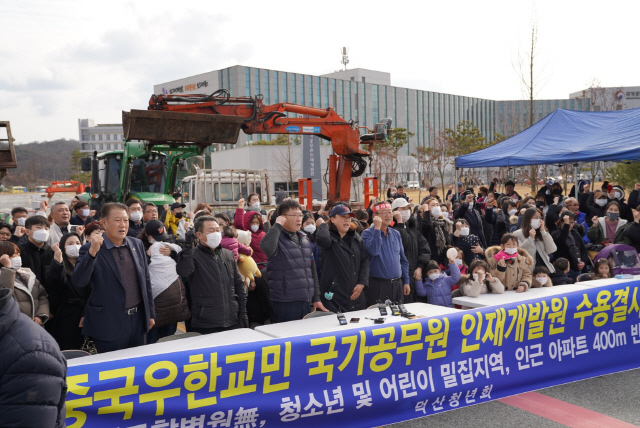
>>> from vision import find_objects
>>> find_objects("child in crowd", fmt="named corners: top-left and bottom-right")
top-left (592, 259), bottom-right (613, 280)
top-left (486, 233), bottom-right (534, 292)
top-left (532, 266), bottom-right (553, 287)
top-left (549, 257), bottom-right (575, 285)
top-left (456, 260), bottom-right (504, 298)
top-left (220, 225), bottom-right (252, 262)
top-left (452, 219), bottom-right (485, 267)
top-left (416, 258), bottom-right (461, 308)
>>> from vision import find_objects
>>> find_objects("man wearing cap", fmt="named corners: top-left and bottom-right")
top-left (391, 198), bottom-right (430, 303)
top-left (316, 204), bottom-right (369, 312)
top-left (144, 220), bottom-right (177, 260)
top-left (164, 202), bottom-right (188, 238)
top-left (260, 199), bottom-right (327, 322)
top-left (362, 201), bottom-right (410, 306)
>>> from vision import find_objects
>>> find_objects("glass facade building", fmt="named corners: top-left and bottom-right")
top-left (153, 66), bottom-right (593, 155)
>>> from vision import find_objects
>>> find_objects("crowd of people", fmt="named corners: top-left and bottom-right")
top-left (1, 179), bottom-right (640, 426)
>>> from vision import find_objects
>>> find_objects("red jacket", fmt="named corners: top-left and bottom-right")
top-left (234, 208), bottom-right (267, 264)
top-left (221, 236), bottom-right (252, 262)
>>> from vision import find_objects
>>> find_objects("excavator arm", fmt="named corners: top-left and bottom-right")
top-left (123, 90), bottom-right (392, 204)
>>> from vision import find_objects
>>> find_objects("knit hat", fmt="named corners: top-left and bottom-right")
top-left (610, 185), bottom-right (625, 200)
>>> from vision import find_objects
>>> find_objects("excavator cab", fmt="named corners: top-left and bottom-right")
top-left (0, 122), bottom-right (18, 181)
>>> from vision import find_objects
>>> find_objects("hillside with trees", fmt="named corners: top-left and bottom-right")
top-left (3, 139), bottom-right (81, 188)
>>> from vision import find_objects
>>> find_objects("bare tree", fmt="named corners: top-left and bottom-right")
top-left (274, 138), bottom-right (300, 197)
top-left (514, 18), bottom-right (547, 193)
top-left (423, 126), bottom-right (452, 196)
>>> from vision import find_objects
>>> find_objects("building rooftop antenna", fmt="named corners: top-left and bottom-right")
top-left (341, 47), bottom-right (349, 70)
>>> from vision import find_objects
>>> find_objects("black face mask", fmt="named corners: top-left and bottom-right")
top-left (536, 201), bottom-right (545, 208)
top-left (174, 212), bottom-right (183, 219)
top-left (552, 189), bottom-right (562, 195)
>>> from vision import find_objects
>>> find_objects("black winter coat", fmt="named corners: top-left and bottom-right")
top-left (44, 259), bottom-right (90, 350)
top-left (176, 244), bottom-right (246, 329)
top-left (0, 288), bottom-right (67, 427)
top-left (420, 212), bottom-right (453, 265)
top-left (623, 222), bottom-right (640, 253)
top-left (18, 240), bottom-right (54, 286)
top-left (316, 224), bottom-right (369, 312)
top-left (393, 217), bottom-right (431, 302)
top-left (551, 224), bottom-right (592, 272)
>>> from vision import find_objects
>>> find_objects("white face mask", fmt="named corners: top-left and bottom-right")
top-left (504, 247), bottom-right (518, 255)
top-left (536, 276), bottom-right (548, 285)
top-left (460, 227), bottom-right (470, 236)
top-left (148, 237), bottom-right (156, 244)
top-left (596, 199), bottom-right (607, 207)
top-left (468, 202), bottom-right (474, 210)
top-left (130, 211), bottom-right (143, 222)
top-left (613, 191), bottom-right (622, 199)
top-left (204, 232), bottom-right (222, 249)
top-left (454, 259), bottom-right (463, 266)
top-left (508, 209), bottom-right (517, 216)
top-left (65, 244), bottom-right (81, 259)
top-left (400, 210), bottom-right (411, 222)
top-left (431, 206), bottom-right (441, 218)
top-left (530, 219), bottom-right (541, 229)
top-left (16, 217), bottom-right (26, 226)
top-left (472, 273), bottom-right (479, 281)
top-left (250, 224), bottom-right (260, 233)
top-left (251, 202), bottom-right (261, 211)
top-left (303, 224), bottom-right (316, 234)
top-left (80, 209), bottom-right (91, 217)
top-left (512, 198), bottom-right (519, 204)
top-left (10, 257), bottom-right (22, 270)
top-left (32, 229), bottom-right (50, 243)
top-left (428, 273), bottom-right (440, 281)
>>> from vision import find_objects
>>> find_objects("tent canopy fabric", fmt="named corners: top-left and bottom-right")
top-left (455, 107), bottom-right (640, 168)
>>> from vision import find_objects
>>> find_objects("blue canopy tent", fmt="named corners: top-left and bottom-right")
top-left (454, 107), bottom-right (640, 195)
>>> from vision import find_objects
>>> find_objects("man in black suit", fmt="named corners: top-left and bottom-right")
top-left (72, 202), bottom-right (155, 353)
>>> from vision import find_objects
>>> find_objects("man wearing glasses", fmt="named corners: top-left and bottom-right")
top-left (260, 200), bottom-right (327, 322)
top-left (362, 201), bottom-right (410, 307)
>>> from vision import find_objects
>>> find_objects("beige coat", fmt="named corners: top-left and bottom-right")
top-left (513, 228), bottom-right (557, 273)
top-left (0, 267), bottom-right (50, 320)
top-left (485, 246), bottom-right (534, 291)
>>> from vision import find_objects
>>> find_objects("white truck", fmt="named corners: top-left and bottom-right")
top-left (179, 169), bottom-right (270, 212)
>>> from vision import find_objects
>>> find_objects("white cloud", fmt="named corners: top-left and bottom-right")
top-left (1, 0), bottom-right (639, 143)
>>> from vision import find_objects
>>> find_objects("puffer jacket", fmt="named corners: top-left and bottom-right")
top-left (221, 236), bottom-right (252, 262)
top-left (0, 288), bottom-right (67, 428)
top-left (485, 246), bottom-right (534, 291)
top-left (587, 217), bottom-right (628, 245)
top-left (0, 267), bottom-right (50, 320)
top-left (416, 262), bottom-right (460, 307)
top-left (234, 208), bottom-right (266, 263)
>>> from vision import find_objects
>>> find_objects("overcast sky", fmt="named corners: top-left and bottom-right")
top-left (1, 0), bottom-right (638, 144)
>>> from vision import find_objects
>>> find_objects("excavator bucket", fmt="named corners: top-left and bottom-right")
top-left (122, 110), bottom-right (245, 146)
top-left (0, 122), bottom-right (18, 180)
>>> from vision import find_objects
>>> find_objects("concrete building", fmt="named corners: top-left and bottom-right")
top-left (78, 119), bottom-right (125, 153)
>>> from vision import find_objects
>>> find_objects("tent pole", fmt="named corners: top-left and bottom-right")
top-left (454, 167), bottom-right (458, 203)
top-left (573, 162), bottom-right (580, 200)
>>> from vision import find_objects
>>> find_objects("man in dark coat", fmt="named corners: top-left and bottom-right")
top-left (72, 203), bottom-right (156, 353)
top-left (316, 205), bottom-right (369, 312)
top-left (0, 287), bottom-right (67, 427)
top-left (177, 216), bottom-right (247, 334)
top-left (391, 199), bottom-right (431, 302)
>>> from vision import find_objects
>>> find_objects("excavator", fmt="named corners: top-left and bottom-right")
top-left (0, 122), bottom-right (18, 182)
top-left (122, 89), bottom-right (392, 205)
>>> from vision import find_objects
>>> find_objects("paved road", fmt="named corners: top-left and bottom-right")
top-left (387, 368), bottom-right (640, 427)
